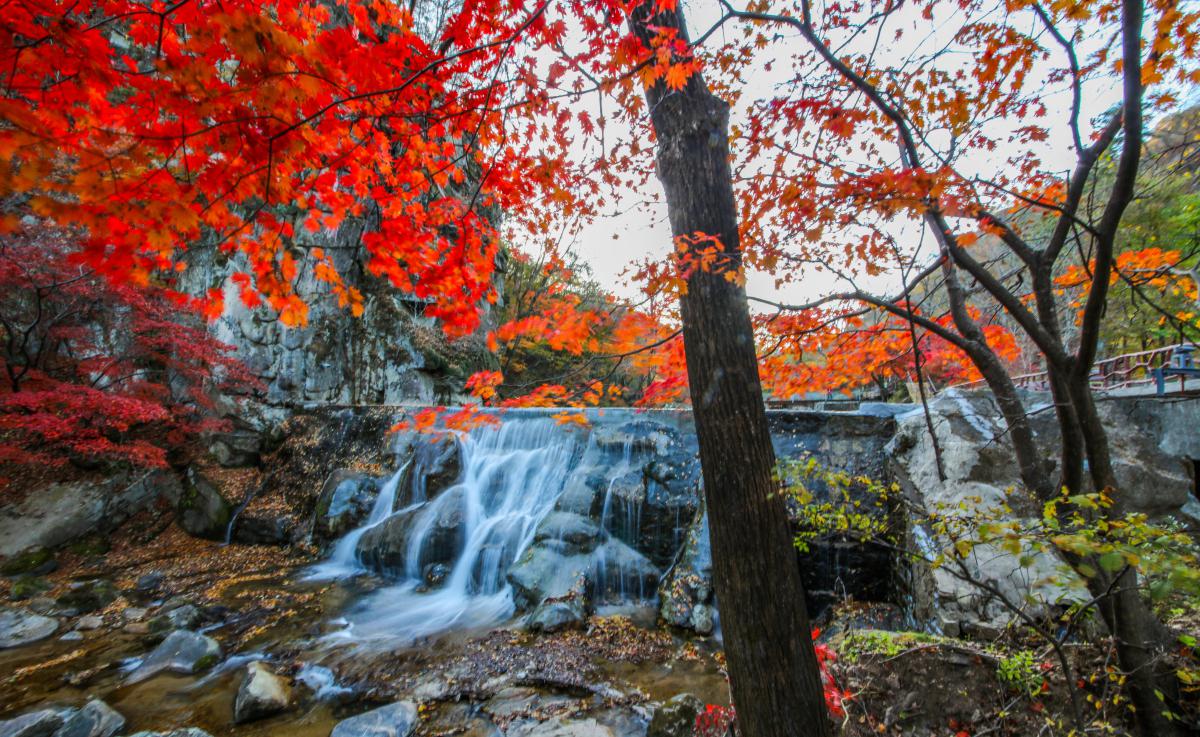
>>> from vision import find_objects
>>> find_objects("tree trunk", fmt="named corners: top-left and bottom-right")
top-left (628, 7), bottom-right (833, 737)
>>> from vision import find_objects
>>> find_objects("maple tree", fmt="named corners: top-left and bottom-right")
top-left (0, 227), bottom-right (256, 486)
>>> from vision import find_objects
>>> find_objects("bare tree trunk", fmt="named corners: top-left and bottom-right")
top-left (628, 7), bottom-right (833, 737)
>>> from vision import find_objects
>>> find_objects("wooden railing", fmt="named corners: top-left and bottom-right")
top-left (952, 343), bottom-right (1200, 395)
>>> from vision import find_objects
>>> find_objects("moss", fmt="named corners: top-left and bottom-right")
top-left (9, 575), bottom-right (50, 600)
top-left (840, 629), bottom-right (945, 663)
top-left (193, 653), bottom-right (220, 672)
top-left (68, 535), bottom-right (110, 557)
top-left (1, 547), bottom-right (54, 576)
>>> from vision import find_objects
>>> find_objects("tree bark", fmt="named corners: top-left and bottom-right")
top-left (628, 7), bottom-right (833, 737)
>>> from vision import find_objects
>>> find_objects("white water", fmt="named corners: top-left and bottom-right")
top-left (305, 464), bottom-right (408, 580)
top-left (324, 418), bottom-right (587, 647)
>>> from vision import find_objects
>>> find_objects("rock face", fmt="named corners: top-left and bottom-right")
top-left (329, 701), bottom-right (418, 737)
top-left (233, 661), bottom-right (292, 723)
top-left (176, 221), bottom-right (495, 424)
top-left (0, 472), bottom-right (177, 558)
top-left (889, 391), bottom-right (1200, 636)
top-left (126, 630), bottom-right (221, 683)
top-left (0, 607), bottom-right (58, 649)
top-left (314, 471), bottom-right (382, 543)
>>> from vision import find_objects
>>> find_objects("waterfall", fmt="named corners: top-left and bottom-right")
top-left (305, 464), bottom-right (408, 580)
top-left (326, 417), bottom-right (586, 646)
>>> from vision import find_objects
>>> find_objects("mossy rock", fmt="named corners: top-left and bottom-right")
top-left (1, 547), bottom-right (55, 576)
top-left (68, 535), bottom-right (111, 557)
top-left (193, 653), bottom-right (220, 672)
top-left (9, 575), bottom-right (51, 601)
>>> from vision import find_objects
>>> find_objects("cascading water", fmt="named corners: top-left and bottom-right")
top-left (322, 417), bottom-right (589, 646)
top-left (305, 464), bottom-right (407, 579)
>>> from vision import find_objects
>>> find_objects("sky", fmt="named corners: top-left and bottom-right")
top-left (552, 0), bottom-right (1133, 309)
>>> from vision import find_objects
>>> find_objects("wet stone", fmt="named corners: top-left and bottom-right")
top-left (329, 701), bottom-right (418, 737)
top-left (53, 700), bottom-right (125, 737)
top-left (647, 695), bottom-right (702, 737)
top-left (0, 709), bottom-right (66, 737)
top-left (233, 661), bottom-right (292, 724)
top-left (0, 607), bottom-right (58, 649)
top-left (126, 629), bottom-right (221, 683)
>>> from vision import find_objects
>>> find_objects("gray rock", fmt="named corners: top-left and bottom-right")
top-left (0, 607), bottom-right (58, 648)
top-left (60, 631), bottom-right (84, 642)
top-left (315, 472), bottom-right (382, 543)
top-left (356, 490), bottom-right (465, 577)
top-left (53, 700), bottom-right (125, 737)
top-left (163, 604), bottom-right (201, 630)
top-left (647, 695), bottom-right (703, 737)
top-left (135, 572), bottom-right (164, 592)
top-left (233, 661), bottom-right (291, 723)
top-left (175, 468), bottom-right (233, 541)
top-left (329, 702), bottom-right (418, 737)
top-left (508, 718), bottom-right (615, 737)
top-left (55, 580), bottom-right (118, 615)
top-left (532, 512), bottom-right (603, 554)
top-left (0, 472), bottom-right (177, 558)
top-left (127, 730), bottom-right (213, 737)
top-left (126, 630), bottom-right (221, 683)
top-left (659, 506), bottom-right (713, 635)
top-left (524, 596), bottom-right (588, 633)
top-left (124, 608), bottom-right (147, 621)
top-left (0, 709), bottom-right (66, 737)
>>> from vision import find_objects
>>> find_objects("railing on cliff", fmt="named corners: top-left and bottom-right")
top-left (951, 342), bottom-right (1200, 396)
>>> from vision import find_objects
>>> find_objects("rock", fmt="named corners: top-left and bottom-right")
top-left (329, 701), bottom-right (418, 737)
top-left (55, 580), bottom-right (118, 615)
top-left (233, 661), bottom-right (292, 723)
top-left (0, 472), bottom-right (177, 558)
top-left (136, 572), bottom-right (165, 592)
top-left (508, 718), bottom-right (615, 737)
top-left (314, 471), bottom-right (381, 542)
top-left (25, 597), bottom-right (56, 615)
top-left (0, 607), bottom-right (58, 648)
top-left (1, 548), bottom-right (56, 576)
top-left (524, 596), bottom-right (588, 633)
top-left (9, 576), bottom-right (51, 601)
top-left (163, 604), bottom-right (202, 630)
top-left (231, 514), bottom-right (292, 545)
top-left (60, 631), bottom-right (84, 642)
top-left (407, 434), bottom-right (461, 500)
top-left (124, 622), bottom-right (150, 635)
top-left (506, 546), bottom-right (592, 611)
top-left (482, 689), bottom-right (578, 721)
top-left (423, 563), bottom-right (451, 587)
top-left (124, 607), bottom-right (148, 621)
top-left (175, 468), bottom-right (234, 541)
top-left (356, 490), bottom-right (465, 577)
top-left (532, 512), bottom-right (603, 554)
top-left (53, 700), bottom-right (125, 737)
top-left (75, 615), bottom-right (104, 631)
top-left (127, 730), bottom-right (213, 737)
top-left (126, 629), bottom-right (221, 683)
top-left (0, 709), bottom-right (66, 737)
top-left (647, 695), bottom-right (703, 737)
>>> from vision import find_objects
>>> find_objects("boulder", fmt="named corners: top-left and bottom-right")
top-left (356, 490), bottom-right (465, 577)
top-left (647, 695), bottom-right (703, 737)
top-left (590, 540), bottom-right (661, 605)
top-left (163, 604), bottom-right (202, 630)
top-left (135, 572), bottom-right (165, 593)
top-left (0, 472), bottom-right (176, 558)
top-left (55, 580), bottom-right (118, 615)
top-left (532, 512), bottom-right (603, 555)
top-left (53, 700), bottom-right (125, 737)
top-left (329, 701), bottom-right (418, 737)
top-left (126, 630), bottom-right (221, 683)
top-left (9, 576), bottom-right (51, 601)
top-left (175, 469), bottom-right (233, 541)
top-left (314, 471), bottom-right (381, 542)
top-left (506, 547), bottom-right (591, 611)
top-left (0, 607), bottom-right (58, 648)
top-left (0, 709), bottom-right (67, 737)
top-left (407, 434), bottom-right (461, 501)
top-left (233, 661), bottom-right (291, 723)
top-left (230, 514), bottom-right (292, 545)
top-left (524, 596), bottom-right (588, 633)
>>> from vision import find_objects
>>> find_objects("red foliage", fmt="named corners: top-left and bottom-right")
top-left (0, 229), bottom-right (258, 479)
top-left (692, 631), bottom-right (849, 737)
